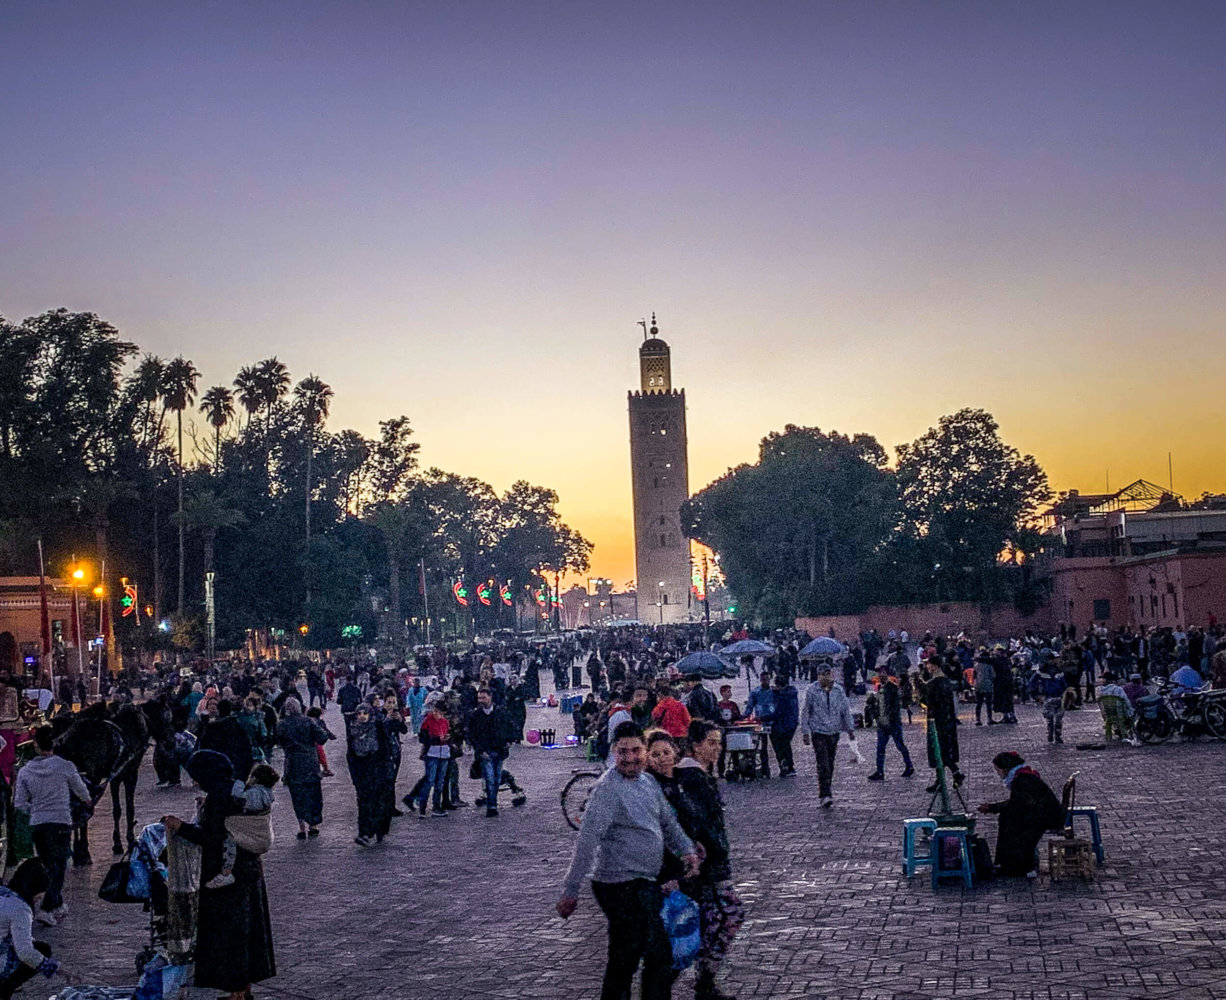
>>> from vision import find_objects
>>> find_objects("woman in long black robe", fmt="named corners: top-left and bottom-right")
top-left (163, 750), bottom-right (275, 1000)
top-left (276, 698), bottom-right (326, 838)
top-left (978, 751), bottom-right (1065, 876)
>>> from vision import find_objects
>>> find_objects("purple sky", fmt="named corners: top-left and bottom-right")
top-left (3, 2), bottom-right (1225, 583)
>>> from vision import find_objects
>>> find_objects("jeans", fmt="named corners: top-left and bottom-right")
top-left (590, 879), bottom-right (673, 1000)
top-left (481, 752), bottom-right (504, 809)
top-left (769, 729), bottom-right (795, 774)
top-left (810, 733), bottom-right (839, 799)
top-left (756, 732), bottom-right (773, 777)
top-left (974, 691), bottom-right (995, 723)
top-left (874, 724), bottom-right (913, 774)
top-left (417, 756), bottom-right (448, 813)
top-left (31, 823), bottom-right (72, 911)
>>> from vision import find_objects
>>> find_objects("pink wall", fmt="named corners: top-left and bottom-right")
top-left (796, 601), bottom-right (1054, 643)
top-left (1047, 558), bottom-right (1130, 628)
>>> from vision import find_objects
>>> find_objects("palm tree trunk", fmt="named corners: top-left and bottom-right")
top-left (304, 434), bottom-right (312, 606)
top-left (388, 554), bottom-right (401, 658)
top-left (177, 410), bottom-right (185, 613)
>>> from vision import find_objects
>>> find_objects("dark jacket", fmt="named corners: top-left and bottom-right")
top-left (685, 684), bottom-right (718, 722)
top-left (198, 717), bottom-right (254, 782)
top-left (656, 766), bottom-right (732, 885)
top-left (771, 684), bottom-right (799, 732)
top-left (467, 706), bottom-right (511, 756)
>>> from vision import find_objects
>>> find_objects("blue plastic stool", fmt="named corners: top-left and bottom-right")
top-left (901, 818), bottom-right (937, 876)
top-left (1067, 806), bottom-right (1104, 865)
top-left (931, 827), bottom-right (974, 889)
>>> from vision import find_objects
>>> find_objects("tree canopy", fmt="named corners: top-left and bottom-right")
top-left (685, 413), bottom-right (1052, 625)
top-left (0, 307), bottom-right (591, 653)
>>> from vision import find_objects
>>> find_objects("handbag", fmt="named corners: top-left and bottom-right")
top-left (99, 847), bottom-right (147, 903)
top-left (660, 889), bottom-right (701, 971)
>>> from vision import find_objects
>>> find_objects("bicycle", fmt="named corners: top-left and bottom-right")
top-left (560, 767), bottom-right (602, 830)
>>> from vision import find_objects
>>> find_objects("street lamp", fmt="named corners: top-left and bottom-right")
top-left (69, 561), bottom-right (89, 690)
top-left (657, 581), bottom-right (665, 624)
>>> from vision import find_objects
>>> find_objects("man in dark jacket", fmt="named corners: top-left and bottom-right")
top-left (769, 674), bottom-right (799, 777)
top-left (197, 699), bottom-right (254, 782)
top-left (467, 689), bottom-right (512, 817)
top-left (683, 675), bottom-right (718, 722)
top-left (867, 673), bottom-right (914, 781)
top-left (918, 656), bottom-right (963, 793)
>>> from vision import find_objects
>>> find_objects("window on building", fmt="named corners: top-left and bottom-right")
top-left (659, 533), bottom-right (666, 547)
top-left (662, 594), bottom-right (669, 605)
top-left (1151, 595), bottom-right (1158, 616)
top-left (659, 515), bottom-right (666, 525)
top-left (1093, 599), bottom-right (1111, 621)
top-left (1162, 595), bottom-right (1167, 617)
top-left (653, 477), bottom-right (658, 489)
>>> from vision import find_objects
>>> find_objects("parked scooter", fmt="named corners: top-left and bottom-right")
top-left (1134, 679), bottom-right (1226, 743)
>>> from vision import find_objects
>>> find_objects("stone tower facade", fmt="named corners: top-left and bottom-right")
top-left (628, 316), bottom-right (692, 624)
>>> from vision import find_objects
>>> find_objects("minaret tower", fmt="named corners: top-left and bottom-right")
top-left (628, 314), bottom-right (692, 624)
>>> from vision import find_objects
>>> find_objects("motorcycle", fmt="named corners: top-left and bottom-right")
top-left (1134, 680), bottom-right (1226, 743)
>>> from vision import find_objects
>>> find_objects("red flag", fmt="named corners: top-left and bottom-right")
top-left (38, 562), bottom-right (52, 656)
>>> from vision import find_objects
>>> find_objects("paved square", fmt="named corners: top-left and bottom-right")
top-left (37, 675), bottom-right (1226, 1000)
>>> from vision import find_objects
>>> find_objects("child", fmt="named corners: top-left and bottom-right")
top-left (205, 763), bottom-right (278, 889)
top-left (306, 705), bottom-right (336, 777)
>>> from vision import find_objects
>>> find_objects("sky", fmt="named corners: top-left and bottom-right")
top-left (3, 2), bottom-right (1225, 587)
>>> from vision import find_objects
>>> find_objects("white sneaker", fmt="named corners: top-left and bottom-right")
top-left (821, 797), bottom-right (834, 808)
top-left (204, 872), bottom-right (235, 889)
top-left (35, 910), bottom-right (56, 927)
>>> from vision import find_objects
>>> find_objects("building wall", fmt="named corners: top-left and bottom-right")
top-left (628, 389), bottom-right (692, 624)
top-left (1047, 558), bottom-right (1131, 628)
top-left (796, 601), bottom-right (1055, 643)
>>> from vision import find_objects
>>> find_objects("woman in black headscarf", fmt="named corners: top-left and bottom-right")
top-left (162, 750), bottom-right (275, 1000)
top-left (977, 750), bottom-right (1065, 877)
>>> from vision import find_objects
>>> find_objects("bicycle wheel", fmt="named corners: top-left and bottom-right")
top-left (561, 771), bottom-right (600, 830)
top-left (1203, 700), bottom-right (1226, 740)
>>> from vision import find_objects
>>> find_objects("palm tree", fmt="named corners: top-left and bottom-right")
top-left (161, 356), bottom-right (200, 613)
top-left (198, 386), bottom-right (234, 474)
top-left (232, 365), bottom-right (261, 433)
top-left (366, 498), bottom-right (427, 659)
top-left (293, 375), bottom-right (332, 606)
top-left (177, 488), bottom-right (246, 573)
top-left (253, 357), bottom-right (290, 438)
top-left (131, 354), bottom-right (165, 454)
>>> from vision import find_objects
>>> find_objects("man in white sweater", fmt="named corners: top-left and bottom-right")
top-left (14, 727), bottom-right (91, 926)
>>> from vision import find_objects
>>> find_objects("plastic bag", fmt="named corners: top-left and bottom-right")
top-left (135, 955), bottom-right (190, 1000)
top-left (845, 734), bottom-right (863, 765)
top-left (660, 889), bottom-right (701, 971)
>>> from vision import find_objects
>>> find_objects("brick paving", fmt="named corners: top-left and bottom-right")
top-left (32, 673), bottom-right (1226, 1000)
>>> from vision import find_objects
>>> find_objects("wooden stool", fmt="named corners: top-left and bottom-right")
top-left (1048, 837), bottom-right (1095, 880)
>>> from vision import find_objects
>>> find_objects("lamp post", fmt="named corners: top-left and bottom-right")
top-left (92, 583), bottom-right (105, 692)
top-left (70, 562), bottom-right (87, 689)
top-left (657, 581), bottom-right (665, 624)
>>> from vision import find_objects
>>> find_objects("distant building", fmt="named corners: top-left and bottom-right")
top-left (627, 315), bottom-right (692, 624)
top-left (1041, 480), bottom-right (1226, 628)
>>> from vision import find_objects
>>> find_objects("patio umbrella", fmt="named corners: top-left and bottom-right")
top-left (674, 650), bottom-right (737, 679)
top-left (719, 639), bottom-right (776, 656)
top-left (800, 636), bottom-right (848, 658)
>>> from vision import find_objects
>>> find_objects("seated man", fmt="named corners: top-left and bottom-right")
top-left (1098, 673), bottom-right (1136, 743)
top-left (976, 751), bottom-right (1065, 878)
top-left (1121, 673), bottom-right (1148, 707)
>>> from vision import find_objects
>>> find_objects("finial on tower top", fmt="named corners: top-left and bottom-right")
top-left (650, 312), bottom-right (658, 337)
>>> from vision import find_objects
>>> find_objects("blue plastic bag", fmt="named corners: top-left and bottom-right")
top-left (660, 889), bottom-right (701, 971)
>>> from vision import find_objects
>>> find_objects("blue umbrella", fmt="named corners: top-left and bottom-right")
top-left (719, 639), bottom-right (776, 656)
top-left (800, 636), bottom-right (847, 657)
top-left (674, 650), bottom-right (737, 679)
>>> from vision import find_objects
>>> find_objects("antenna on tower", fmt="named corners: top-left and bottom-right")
top-left (638, 318), bottom-right (648, 341)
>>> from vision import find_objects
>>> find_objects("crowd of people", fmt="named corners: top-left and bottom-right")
top-left (1, 618), bottom-right (1223, 1000)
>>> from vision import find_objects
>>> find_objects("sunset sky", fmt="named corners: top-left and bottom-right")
top-left (3, 2), bottom-right (1224, 587)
